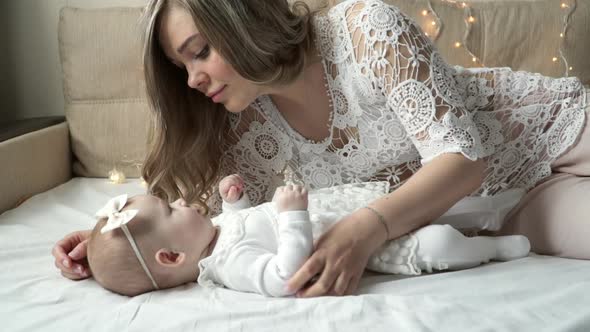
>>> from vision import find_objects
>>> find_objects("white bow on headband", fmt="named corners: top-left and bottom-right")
top-left (95, 194), bottom-right (159, 290)
top-left (96, 194), bottom-right (139, 234)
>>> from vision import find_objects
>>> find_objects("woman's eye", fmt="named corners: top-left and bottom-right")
top-left (194, 45), bottom-right (210, 60)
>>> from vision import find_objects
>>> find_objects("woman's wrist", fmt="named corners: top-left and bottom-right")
top-left (353, 207), bottom-right (389, 249)
top-left (362, 206), bottom-right (390, 240)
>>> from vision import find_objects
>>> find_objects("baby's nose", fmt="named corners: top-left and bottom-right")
top-left (174, 198), bottom-right (187, 207)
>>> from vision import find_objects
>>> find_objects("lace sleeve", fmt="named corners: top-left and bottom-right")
top-left (345, 0), bottom-right (488, 163)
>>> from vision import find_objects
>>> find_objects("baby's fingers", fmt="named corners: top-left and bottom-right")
top-left (227, 187), bottom-right (239, 202)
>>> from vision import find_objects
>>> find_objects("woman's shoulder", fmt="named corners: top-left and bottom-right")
top-left (320, 0), bottom-right (410, 38)
top-left (315, 0), bottom-right (412, 63)
top-left (327, 0), bottom-right (402, 16)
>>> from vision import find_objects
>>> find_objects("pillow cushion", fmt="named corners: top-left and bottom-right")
top-left (59, 7), bottom-right (149, 177)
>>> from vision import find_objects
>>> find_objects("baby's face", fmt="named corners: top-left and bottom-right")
top-left (128, 195), bottom-right (216, 260)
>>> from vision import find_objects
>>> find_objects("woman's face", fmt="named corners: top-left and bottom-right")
top-left (158, 5), bottom-right (262, 113)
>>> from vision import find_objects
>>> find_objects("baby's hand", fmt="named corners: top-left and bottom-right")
top-left (219, 174), bottom-right (244, 203)
top-left (274, 185), bottom-right (308, 213)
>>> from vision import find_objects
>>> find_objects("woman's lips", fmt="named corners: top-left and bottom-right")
top-left (210, 86), bottom-right (226, 103)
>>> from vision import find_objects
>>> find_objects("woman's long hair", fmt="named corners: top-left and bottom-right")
top-left (139, 0), bottom-right (315, 213)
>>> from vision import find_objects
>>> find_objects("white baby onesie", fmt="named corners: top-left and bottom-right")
top-left (197, 200), bottom-right (313, 297)
top-left (198, 182), bottom-right (529, 296)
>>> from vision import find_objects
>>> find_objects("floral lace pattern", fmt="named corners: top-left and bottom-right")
top-left (209, 0), bottom-right (587, 213)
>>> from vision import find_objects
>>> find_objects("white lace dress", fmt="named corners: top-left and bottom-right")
top-left (210, 0), bottom-right (588, 213)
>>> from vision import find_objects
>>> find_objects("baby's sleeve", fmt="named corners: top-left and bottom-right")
top-left (221, 211), bottom-right (313, 297)
top-left (345, 0), bottom-right (490, 163)
top-left (221, 192), bottom-right (252, 214)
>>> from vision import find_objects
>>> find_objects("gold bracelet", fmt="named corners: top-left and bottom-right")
top-left (362, 206), bottom-right (390, 240)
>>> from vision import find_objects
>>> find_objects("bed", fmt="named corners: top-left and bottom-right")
top-left (2, 178), bottom-right (590, 331)
top-left (2, 0), bottom-right (590, 331)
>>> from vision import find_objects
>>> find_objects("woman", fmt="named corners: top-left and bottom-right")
top-left (53, 0), bottom-right (589, 297)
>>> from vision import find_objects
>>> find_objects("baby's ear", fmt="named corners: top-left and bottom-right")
top-left (155, 248), bottom-right (186, 267)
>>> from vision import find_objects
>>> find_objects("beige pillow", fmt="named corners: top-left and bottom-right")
top-left (464, 0), bottom-right (588, 84)
top-left (59, 7), bottom-right (149, 177)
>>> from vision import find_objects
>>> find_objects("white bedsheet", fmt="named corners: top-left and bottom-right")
top-left (1, 178), bottom-right (589, 332)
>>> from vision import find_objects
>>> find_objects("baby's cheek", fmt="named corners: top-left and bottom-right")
top-left (174, 226), bottom-right (195, 245)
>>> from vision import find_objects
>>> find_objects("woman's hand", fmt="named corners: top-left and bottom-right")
top-left (51, 230), bottom-right (92, 280)
top-left (286, 208), bottom-right (388, 297)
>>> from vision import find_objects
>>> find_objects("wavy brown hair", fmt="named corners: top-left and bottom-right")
top-left (139, 0), bottom-right (316, 213)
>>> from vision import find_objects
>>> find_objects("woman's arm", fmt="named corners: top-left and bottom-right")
top-left (371, 154), bottom-right (485, 241)
top-left (288, 0), bottom-right (490, 297)
top-left (287, 154), bottom-right (484, 297)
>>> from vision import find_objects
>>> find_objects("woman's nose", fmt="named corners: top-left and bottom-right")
top-left (187, 70), bottom-right (208, 92)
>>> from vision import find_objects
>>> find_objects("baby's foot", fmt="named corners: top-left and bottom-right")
top-left (495, 235), bottom-right (531, 261)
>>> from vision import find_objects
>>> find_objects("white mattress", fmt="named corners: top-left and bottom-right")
top-left (1, 178), bottom-right (589, 331)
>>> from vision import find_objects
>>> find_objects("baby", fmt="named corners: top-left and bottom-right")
top-left (87, 175), bottom-right (531, 297)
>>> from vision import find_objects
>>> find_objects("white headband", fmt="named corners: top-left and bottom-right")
top-left (96, 194), bottom-right (159, 290)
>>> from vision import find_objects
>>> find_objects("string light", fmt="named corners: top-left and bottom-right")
top-left (418, 0), bottom-right (577, 74)
top-left (419, 1), bottom-right (441, 41)
top-left (558, 0), bottom-right (576, 76)
top-left (109, 168), bottom-right (127, 184)
top-left (419, 1), bottom-right (482, 65)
